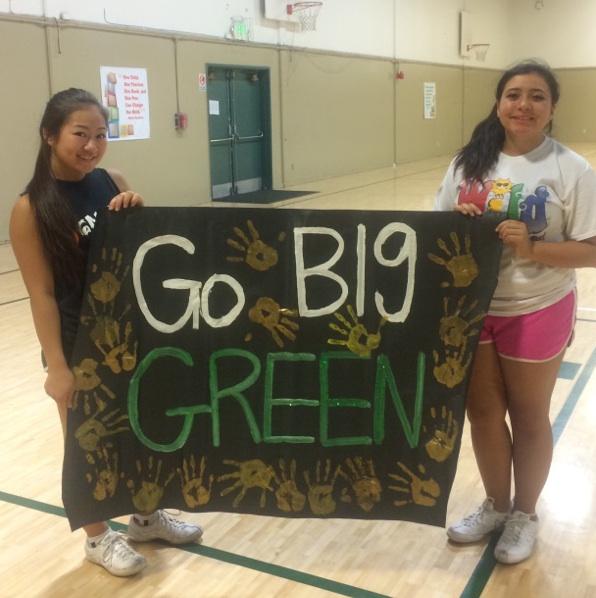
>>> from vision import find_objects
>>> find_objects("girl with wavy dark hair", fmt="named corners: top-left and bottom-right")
top-left (10, 88), bottom-right (202, 576)
top-left (436, 61), bottom-right (596, 564)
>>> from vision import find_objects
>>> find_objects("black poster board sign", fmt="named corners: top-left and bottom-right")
top-left (63, 207), bottom-right (501, 530)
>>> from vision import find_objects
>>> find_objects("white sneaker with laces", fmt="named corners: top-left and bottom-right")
top-left (494, 510), bottom-right (538, 564)
top-left (85, 528), bottom-right (147, 576)
top-left (447, 497), bottom-right (509, 543)
top-left (127, 510), bottom-right (203, 545)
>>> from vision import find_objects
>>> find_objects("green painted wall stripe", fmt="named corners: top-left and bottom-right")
top-left (0, 490), bottom-right (389, 598)
top-left (460, 347), bottom-right (596, 598)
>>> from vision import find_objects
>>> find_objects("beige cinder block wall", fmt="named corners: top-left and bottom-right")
top-left (395, 62), bottom-right (464, 163)
top-left (552, 68), bottom-right (596, 142)
top-left (0, 21), bottom-right (49, 244)
top-left (461, 67), bottom-right (501, 145)
top-left (280, 51), bottom-right (395, 185)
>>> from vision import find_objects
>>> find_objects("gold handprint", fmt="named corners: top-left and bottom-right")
top-left (226, 220), bottom-right (282, 271)
top-left (126, 456), bottom-right (175, 514)
top-left (432, 345), bottom-right (472, 389)
top-left (338, 457), bottom-right (382, 512)
top-left (247, 297), bottom-right (299, 348)
top-left (439, 296), bottom-right (485, 349)
top-left (274, 459), bottom-right (306, 513)
top-left (177, 455), bottom-right (214, 508)
top-left (88, 247), bottom-right (129, 304)
top-left (428, 232), bottom-right (479, 288)
top-left (389, 462), bottom-right (440, 507)
top-left (74, 407), bottom-right (129, 452)
top-left (218, 459), bottom-right (276, 508)
top-left (85, 445), bottom-right (121, 501)
top-left (327, 305), bottom-right (386, 358)
top-left (303, 459), bottom-right (341, 515)
top-left (81, 246), bottom-right (137, 375)
top-left (92, 319), bottom-right (138, 374)
top-left (424, 406), bottom-right (459, 462)
top-left (72, 357), bottom-right (116, 415)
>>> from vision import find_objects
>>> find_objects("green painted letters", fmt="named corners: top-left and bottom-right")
top-left (263, 352), bottom-right (318, 443)
top-left (319, 351), bottom-right (372, 447)
top-left (209, 348), bottom-right (262, 447)
top-left (128, 347), bottom-right (211, 452)
top-left (373, 352), bottom-right (425, 447)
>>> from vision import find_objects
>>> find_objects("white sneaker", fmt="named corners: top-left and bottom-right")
top-left (85, 528), bottom-right (147, 577)
top-left (127, 510), bottom-right (203, 545)
top-left (494, 511), bottom-right (538, 564)
top-left (447, 498), bottom-right (508, 543)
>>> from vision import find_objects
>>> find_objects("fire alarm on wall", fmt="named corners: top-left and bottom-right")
top-left (174, 112), bottom-right (188, 130)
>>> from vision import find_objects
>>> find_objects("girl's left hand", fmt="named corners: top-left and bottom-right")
top-left (495, 219), bottom-right (534, 259)
top-left (108, 191), bottom-right (144, 211)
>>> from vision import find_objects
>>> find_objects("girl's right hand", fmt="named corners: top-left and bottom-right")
top-left (44, 366), bottom-right (75, 409)
top-left (454, 203), bottom-right (483, 217)
top-left (108, 190), bottom-right (144, 211)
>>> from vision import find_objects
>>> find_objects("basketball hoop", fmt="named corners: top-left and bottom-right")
top-left (467, 43), bottom-right (490, 62)
top-left (287, 2), bottom-right (323, 32)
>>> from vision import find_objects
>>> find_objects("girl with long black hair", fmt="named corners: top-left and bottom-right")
top-left (10, 88), bottom-right (202, 576)
top-left (436, 61), bottom-right (596, 564)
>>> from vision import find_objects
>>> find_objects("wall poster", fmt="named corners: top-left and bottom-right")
top-left (99, 66), bottom-right (150, 141)
top-left (424, 82), bottom-right (437, 120)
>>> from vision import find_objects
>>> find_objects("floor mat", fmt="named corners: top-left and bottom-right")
top-left (215, 189), bottom-right (315, 204)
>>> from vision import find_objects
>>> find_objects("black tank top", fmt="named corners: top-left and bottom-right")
top-left (54, 168), bottom-right (120, 362)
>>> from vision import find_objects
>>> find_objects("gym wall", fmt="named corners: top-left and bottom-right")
top-left (0, 17), bottom-right (513, 240)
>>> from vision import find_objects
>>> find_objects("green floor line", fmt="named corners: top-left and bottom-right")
top-left (2, 354), bottom-right (592, 598)
top-left (558, 360), bottom-right (581, 380)
top-left (552, 349), bottom-right (596, 443)
top-left (0, 490), bottom-right (389, 598)
top-left (459, 347), bottom-right (596, 598)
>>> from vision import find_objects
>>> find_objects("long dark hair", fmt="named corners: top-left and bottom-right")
top-left (454, 60), bottom-right (560, 182)
top-left (25, 88), bottom-right (108, 285)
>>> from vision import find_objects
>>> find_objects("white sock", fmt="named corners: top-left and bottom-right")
top-left (133, 511), bottom-right (158, 526)
top-left (87, 528), bottom-right (110, 546)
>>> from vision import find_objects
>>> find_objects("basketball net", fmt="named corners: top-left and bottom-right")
top-left (470, 44), bottom-right (490, 62)
top-left (287, 2), bottom-right (323, 32)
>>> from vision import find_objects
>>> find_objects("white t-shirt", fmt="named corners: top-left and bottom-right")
top-left (434, 137), bottom-right (596, 315)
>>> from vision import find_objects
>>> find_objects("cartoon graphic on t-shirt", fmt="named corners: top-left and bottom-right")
top-left (456, 180), bottom-right (492, 212)
top-left (519, 185), bottom-right (549, 240)
top-left (487, 178), bottom-right (512, 212)
top-left (506, 184), bottom-right (524, 219)
top-left (457, 179), bottom-right (549, 240)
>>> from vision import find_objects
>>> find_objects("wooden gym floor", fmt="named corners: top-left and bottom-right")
top-left (1, 146), bottom-right (595, 598)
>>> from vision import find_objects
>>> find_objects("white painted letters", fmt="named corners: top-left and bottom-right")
top-left (133, 235), bottom-right (245, 333)
top-left (374, 223), bottom-right (417, 322)
top-left (133, 223), bottom-right (417, 334)
top-left (294, 227), bottom-right (348, 317)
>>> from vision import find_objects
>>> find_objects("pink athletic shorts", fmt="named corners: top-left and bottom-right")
top-left (478, 290), bottom-right (576, 362)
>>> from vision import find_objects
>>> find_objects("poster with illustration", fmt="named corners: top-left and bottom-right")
top-left (63, 207), bottom-right (502, 530)
top-left (99, 66), bottom-right (150, 141)
top-left (424, 82), bottom-right (436, 120)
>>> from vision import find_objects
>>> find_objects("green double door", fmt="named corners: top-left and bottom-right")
top-left (207, 66), bottom-right (272, 200)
